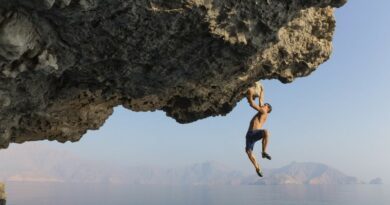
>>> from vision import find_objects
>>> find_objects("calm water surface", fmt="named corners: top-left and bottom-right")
top-left (5, 183), bottom-right (390, 205)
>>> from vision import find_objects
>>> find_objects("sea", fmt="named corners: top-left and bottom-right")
top-left (4, 183), bottom-right (390, 205)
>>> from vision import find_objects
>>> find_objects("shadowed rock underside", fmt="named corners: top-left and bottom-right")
top-left (0, 0), bottom-right (347, 148)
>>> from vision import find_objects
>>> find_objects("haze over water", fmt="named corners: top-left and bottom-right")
top-left (5, 183), bottom-right (390, 205)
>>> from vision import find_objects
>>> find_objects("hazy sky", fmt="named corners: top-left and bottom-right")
top-left (4, 0), bottom-right (390, 182)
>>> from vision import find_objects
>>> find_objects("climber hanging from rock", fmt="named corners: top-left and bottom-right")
top-left (245, 81), bottom-right (272, 177)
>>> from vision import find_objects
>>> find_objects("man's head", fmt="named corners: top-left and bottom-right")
top-left (264, 103), bottom-right (272, 113)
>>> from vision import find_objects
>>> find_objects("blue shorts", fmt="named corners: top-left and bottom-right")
top-left (245, 129), bottom-right (266, 151)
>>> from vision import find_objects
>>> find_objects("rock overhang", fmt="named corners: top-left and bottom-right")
top-left (0, 0), bottom-right (347, 148)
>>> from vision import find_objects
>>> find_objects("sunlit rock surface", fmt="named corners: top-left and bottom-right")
top-left (0, 183), bottom-right (5, 205)
top-left (0, 0), bottom-right (347, 148)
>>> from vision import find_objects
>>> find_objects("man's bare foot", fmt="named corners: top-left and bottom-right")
top-left (262, 152), bottom-right (272, 160)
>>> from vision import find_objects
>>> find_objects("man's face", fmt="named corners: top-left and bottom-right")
top-left (264, 104), bottom-right (271, 113)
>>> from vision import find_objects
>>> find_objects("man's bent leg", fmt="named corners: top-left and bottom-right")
top-left (262, 130), bottom-right (269, 153)
top-left (262, 130), bottom-right (272, 160)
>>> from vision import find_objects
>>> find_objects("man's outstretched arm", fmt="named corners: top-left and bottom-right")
top-left (247, 89), bottom-right (265, 113)
top-left (258, 84), bottom-right (264, 106)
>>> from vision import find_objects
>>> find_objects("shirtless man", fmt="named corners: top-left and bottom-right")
top-left (246, 82), bottom-right (272, 177)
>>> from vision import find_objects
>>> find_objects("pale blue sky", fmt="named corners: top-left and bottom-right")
top-left (19, 0), bottom-right (390, 182)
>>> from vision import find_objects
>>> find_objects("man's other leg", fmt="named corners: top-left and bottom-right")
top-left (262, 130), bottom-right (272, 160)
top-left (262, 130), bottom-right (269, 153)
top-left (246, 149), bottom-right (260, 171)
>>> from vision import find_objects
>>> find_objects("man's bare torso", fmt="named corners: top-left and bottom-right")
top-left (248, 112), bottom-right (268, 131)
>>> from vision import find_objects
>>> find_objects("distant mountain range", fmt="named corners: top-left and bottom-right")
top-left (369, 177), bottom-right (383, 184)
top-left (0, 144), bottom-right (374, 185)
top-left (0, 144), bottom-right (243, 185)
top-left (248, 162), bottom-right (359, 185)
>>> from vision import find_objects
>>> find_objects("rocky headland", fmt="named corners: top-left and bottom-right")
top-left (249, 162), bottom-right (360, 185)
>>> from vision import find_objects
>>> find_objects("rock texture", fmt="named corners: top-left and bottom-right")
top-left (0, 0), bottom-right (347, 148)
top-left (0, 183), bottom-right (5, 205)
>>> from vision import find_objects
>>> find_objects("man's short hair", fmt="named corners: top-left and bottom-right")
top-left (264, 103), bottom-right (272, 113)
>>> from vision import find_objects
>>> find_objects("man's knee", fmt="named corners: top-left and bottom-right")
top-left (245, 149), bottom-right (252, 155)
top-left (263, 130), bottom-right (270, 138)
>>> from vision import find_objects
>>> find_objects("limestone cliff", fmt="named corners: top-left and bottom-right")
top-left (0, 0), bottom-right (347, 148)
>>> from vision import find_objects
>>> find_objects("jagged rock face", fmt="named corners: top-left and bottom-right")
top-left (0, 0), bottom-right (347, 148)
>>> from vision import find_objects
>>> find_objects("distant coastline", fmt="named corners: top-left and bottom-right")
top-left (0, 144), bottom-right (383, 186)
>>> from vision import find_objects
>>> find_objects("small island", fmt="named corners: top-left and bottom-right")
top-left (369, 178), bottom-right (383, 185)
